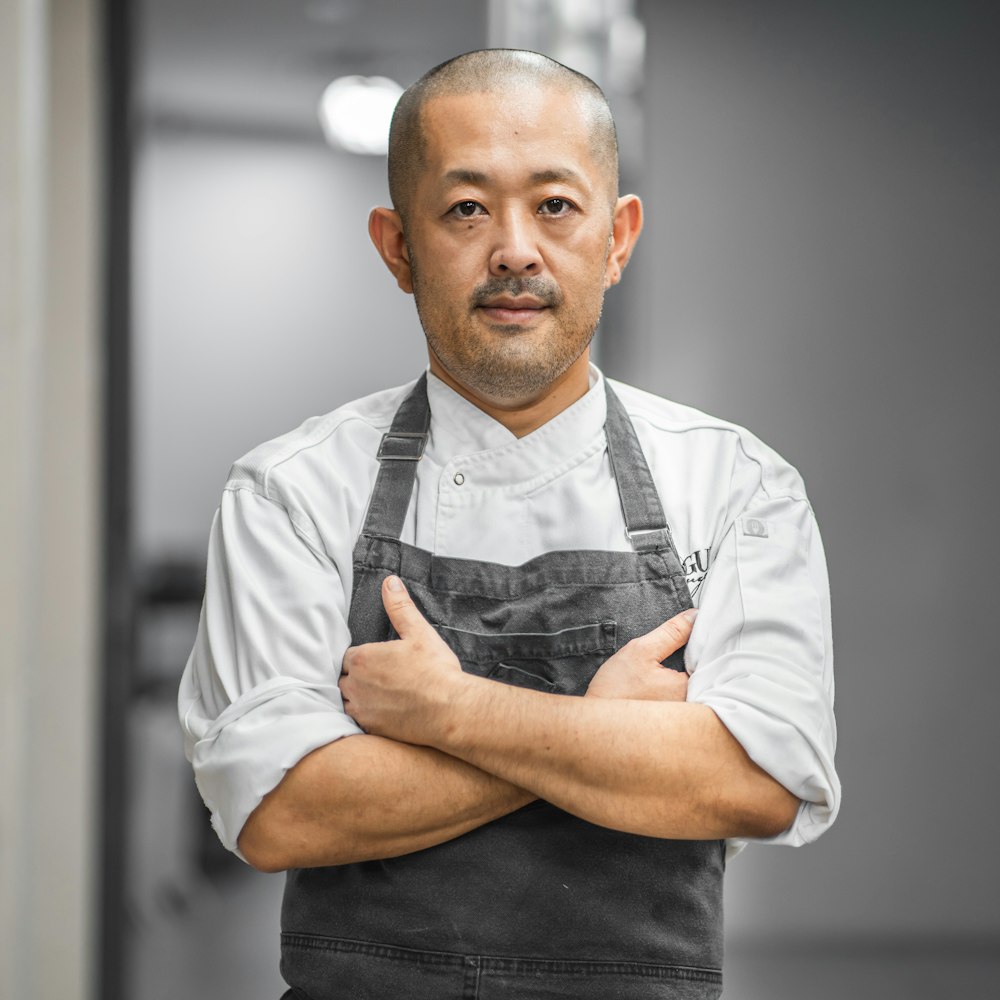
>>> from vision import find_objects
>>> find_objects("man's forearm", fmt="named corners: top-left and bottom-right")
top-left (341, 582), bottom-right (800, 842)
top-left (238, 733), bottom-right (533, 872)
top-left (424, 678), bottom-right (798, 840)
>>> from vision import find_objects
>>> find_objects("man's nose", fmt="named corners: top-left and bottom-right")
top-left (488, 212), bottom-right (541, 276)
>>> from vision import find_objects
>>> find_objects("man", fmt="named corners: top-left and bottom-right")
top-left (180, 49), bottom-right (839, 999)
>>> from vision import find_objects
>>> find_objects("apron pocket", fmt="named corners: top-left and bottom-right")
top-left (476, 958), bottom-right (723, 1000)
top-left (281, 934), bottom-right (469, 1000)
top-left (435, 621), bottom-right (617, 696)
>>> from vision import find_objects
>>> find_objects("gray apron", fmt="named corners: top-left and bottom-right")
top-left (280, 375), bottom-right (724, 999)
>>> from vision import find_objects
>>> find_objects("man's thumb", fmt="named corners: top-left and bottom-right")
top-left (381, 575), bottom-right (429, 638)
top-left (645, 608), bottom-right (697, 660)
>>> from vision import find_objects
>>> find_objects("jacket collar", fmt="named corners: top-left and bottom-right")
top-left (423, 365), bottom-right (608, 491)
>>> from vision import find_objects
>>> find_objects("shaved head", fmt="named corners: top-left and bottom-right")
top-left (387, 49), bottom-right (619, 226)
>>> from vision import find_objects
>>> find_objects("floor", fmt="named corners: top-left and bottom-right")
top-left (127, 866), bottom-right (999, 1000)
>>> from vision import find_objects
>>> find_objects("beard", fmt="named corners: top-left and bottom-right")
top-left (411, 266), bottom-right (605, 402)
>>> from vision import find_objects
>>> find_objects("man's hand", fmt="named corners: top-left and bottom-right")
top-left (341, 577), bottom-right (696, 742)
top-left (337, 584), bottom-right (797, 843)
top-left (585, 610), bottom-right (696, 702)
top-left (340, 576), bottom-right (464, 743)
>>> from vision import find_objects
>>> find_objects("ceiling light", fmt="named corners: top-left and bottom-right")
top-left (318, 75), bottom-right (403, 155)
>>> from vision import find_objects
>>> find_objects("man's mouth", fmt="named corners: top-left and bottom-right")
top-left (477, 297), bottom-right (550, 324)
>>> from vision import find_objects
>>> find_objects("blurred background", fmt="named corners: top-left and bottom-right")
top-left (3, 0), bottom-right (998, 998)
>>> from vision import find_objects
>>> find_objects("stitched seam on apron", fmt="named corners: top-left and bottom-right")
top-left (436, 621), bottom-right (616, 640)
top-left (478, 959), bottom-right (722, 982)
top-left (281, 933), bottom-right (722, 980)
top-left (281, 933), bottom-right (467, 967)
top-left (406, 579), bottom-right (686, 601)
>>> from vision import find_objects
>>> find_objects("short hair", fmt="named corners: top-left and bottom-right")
top-left (387, 49), bottom-right (619, 225)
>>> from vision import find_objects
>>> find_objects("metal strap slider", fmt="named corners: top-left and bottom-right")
top-left (376, 431), bottom-right (426, 461)
top-left (625, 526), bottom-right (671, 551)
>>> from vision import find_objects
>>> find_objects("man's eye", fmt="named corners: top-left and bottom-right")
top-left (450, 201), bottom-right (485, 218)
top-left (540, 198), bottom-right (572, 215)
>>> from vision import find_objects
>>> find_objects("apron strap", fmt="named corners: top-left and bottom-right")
top-left (358, 374), bottom-right (673, 554)
top-left (603, 383), bottom-right (674, 553)
top-left (359, 373), bottom-right (430, 541)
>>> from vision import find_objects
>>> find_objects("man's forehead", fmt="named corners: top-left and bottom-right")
top-left (419, 88), bottom-right (602, 179)
top-left (423, 86), bottom-right (592, 138)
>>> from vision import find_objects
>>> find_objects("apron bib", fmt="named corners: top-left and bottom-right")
top-left (280, 376), bottom-right (724, 999)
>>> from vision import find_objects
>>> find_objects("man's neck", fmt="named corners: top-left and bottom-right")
top-left (427, 351), bottom-right (593, 439)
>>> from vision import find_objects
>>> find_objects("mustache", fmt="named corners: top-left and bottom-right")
top-left (471, 276), bottom-right (562, 309)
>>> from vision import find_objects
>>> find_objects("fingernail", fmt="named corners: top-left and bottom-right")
top-left (386, 575), bottom-right (404, 591)
top-left (682, 608), bottom-right (698, 623)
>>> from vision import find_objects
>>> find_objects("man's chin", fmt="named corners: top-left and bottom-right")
top-left (442, 354), bottom-right (580, 406)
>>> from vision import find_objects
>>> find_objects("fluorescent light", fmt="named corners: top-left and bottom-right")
top-left (318, 75), bottom-right (404, 155)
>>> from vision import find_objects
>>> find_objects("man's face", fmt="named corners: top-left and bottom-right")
top-left (400, 85), bottom-right (620, 406)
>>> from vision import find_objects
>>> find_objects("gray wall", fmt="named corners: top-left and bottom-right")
top-left (613, 0), bottom-right (999, 943)
top-left (1, 1), bottom-right (102, 997)
top-left (132, 129), bottom-right (427, 558)
top-left (129, 0), bottom-right (999, 964)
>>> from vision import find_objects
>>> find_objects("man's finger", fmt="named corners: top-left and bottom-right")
top-left (638, 608), bottom-right (697, 661)
top-left (381, 575), bottom-right (433, 639)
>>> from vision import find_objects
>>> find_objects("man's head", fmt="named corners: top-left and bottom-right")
top-left (388, 49), bottom-right (620, 228)
top-left (369, 49), bottom-right (642, 415)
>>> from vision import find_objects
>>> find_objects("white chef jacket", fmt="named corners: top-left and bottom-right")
top-left (179, 366), bottom-right (840, 859)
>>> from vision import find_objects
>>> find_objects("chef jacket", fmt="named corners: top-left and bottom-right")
top-left (178, 366), bottom-right (840, 859)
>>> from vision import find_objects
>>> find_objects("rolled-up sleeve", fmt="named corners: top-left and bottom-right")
top-left (178, 486), bottom-right (363, 856)
top-left (686, 492), bottom-right (840, 848)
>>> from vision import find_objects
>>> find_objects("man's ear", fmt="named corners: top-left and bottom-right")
top-left (604, 194), bottom-right (643, 289)
top-left (369, 207), bottom-right (413, 294)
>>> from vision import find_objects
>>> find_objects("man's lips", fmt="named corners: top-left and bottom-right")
top-left (476, 297), bottom-right (550, 324)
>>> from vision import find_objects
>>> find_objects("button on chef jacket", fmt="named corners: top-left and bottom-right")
top-left (179, 366), bottom-right (840, 859)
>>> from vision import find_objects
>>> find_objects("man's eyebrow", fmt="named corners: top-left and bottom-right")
top-left (528, 168), bottom-right (585, 186)
top-left (440, 168), bottom-right (586, 187)
top-left (442, 169), bottom-right (490, 186)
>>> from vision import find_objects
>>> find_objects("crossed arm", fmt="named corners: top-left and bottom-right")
top-left (239, 577), bottom-right (799, 872)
